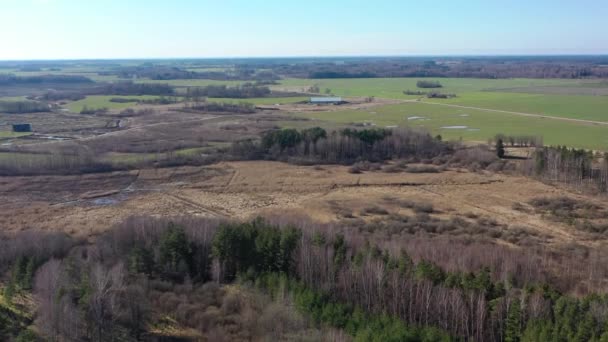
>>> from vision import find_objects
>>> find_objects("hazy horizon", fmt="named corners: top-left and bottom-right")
top-left (2, 0), bottom-right (608, 60)
top-left (3, 53), bottom-right (608, 63)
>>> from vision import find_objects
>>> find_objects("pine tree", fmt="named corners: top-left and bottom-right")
top-left (505, 299), bottom-right (522, 342)
top-left (496, 139), bottom-right (506, 158)
top-left (23, 257), bottom-right (36, 290)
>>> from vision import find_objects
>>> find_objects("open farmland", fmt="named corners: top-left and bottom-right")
top-left (65, 95), bottom-right (165, 112)
top-left (296, 101), bottom-right (608, 150)
top-left (278, 78), bottom-right (608, 120)
top-left (277, 77), bottom-right (579, 98)
top-left (207, 96), bottom-right (307, 105)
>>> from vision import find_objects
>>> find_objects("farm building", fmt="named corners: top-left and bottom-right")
top-left (310, 97), bottom-right (343, 105)
top-left (12, 123), bottom-right (32, 132)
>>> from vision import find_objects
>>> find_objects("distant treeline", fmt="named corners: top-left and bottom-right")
top-left (34, 90), bottom-right (85, 101)
top-left (24, 82), bottom-right (176, 99)
top-left (416, 80), bottom-right (443, 88)
top-left (0, 100), bottom-right (49, 114)
top-left (493, 134), bottom-right (543, 147)
top-left (100, 81), bottom-right (175, 96)
top-left (308, 71), bottom-right (377, 78)
top-left (185, 83), bottom-right (271, 99)
top-left (426, 92), bottom-right (456, 99)
top-left (0, 74), bottom-right (93, 85)
top-left (403, 89), bottom-right (456, 98)
top-left (268, 57), bottom-right (608, 79)
top-left (100, 65), bottom-right (280, 81)
top-left (184, 101), bottom-right (256, 114)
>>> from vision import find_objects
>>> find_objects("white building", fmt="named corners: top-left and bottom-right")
top-left (309, 97), bottom-right (343, 104)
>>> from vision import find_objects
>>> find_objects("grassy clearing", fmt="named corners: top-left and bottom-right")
top-left (0, 131), bottom-right (32, 139)
top-left (65, 95), bottom-right (162, 112)
top-left (207, 96), bottom-right (307, 105)
top-left (294, 102), bottom-right (608, 150)
top-left (0, 152), bottom-right (49, 163)
top-left (0, 96), bottom-right (29, 102)
top-left (102, 144), bottom-right (230, 166)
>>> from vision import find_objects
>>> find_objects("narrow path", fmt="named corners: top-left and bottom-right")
top-left (165, 193), bottom-right (228, 218)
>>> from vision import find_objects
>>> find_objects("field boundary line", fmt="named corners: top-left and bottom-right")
top-left (406, 100), bottom-right (608, 126)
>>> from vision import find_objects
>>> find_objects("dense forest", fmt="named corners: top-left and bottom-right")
top-left (99, 65), bottom-right (280, 82)
top-left (0, 74), bottom-right (93, 85)
top-left (231, 127), bottom-right (452, 165)
top-left (2, 215), bottom-right (608, 341)
top-left (98, 81), bottom-right (175, 96)
top-left (269, 57), bottom-right (608, 79)
top-left (185, 84), bottom-right (271, 99)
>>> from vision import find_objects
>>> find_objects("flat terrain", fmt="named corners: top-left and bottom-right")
top-left (297, 101), bottom-right (608, 150)
top-left (258, 77), bottom-right (608, 150)
top-left (65, 95), bottom-right (163, 112)
top-left (4, 73), bottom-right (608, 149)
top-left (1, 161), bottom-right (606, 251)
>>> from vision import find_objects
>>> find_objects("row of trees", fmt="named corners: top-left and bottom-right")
top-left (0, 74), bottom-right (93, 85)
top-left (101, 65), bottom-right (280, 81)
top-left (417, 80), bottom-right (443, 88)
top-left (183, 101), bottom-right (257, 114)
top-left (493, 134), bottom-right (544, 148)
top-left (99, 81), bottom-right (175, 96)
top-left (522, 146), bottom-right (608, 193)
top-left (185, 84), bottom-right (271, 99)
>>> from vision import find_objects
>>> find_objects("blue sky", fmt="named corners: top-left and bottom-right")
top-left (1, 0), bottom-right (607, 59)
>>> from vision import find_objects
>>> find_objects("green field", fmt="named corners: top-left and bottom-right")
top-left (274, 77), bottom-right (608, 150)
top-left (208, 96), bottom-right (307, 105)
top-left (278, 77), bottom-right (580, 98)
top-left (279, 78), bottom-right (608, 122)
top-left (296, 101), bottom-right (608, 151)
top-left (65, 95), bottom-right (162, 112)
top-left (432, 92), bottom-right (608, 122)
top-left (0, 131), bottom-right (32, 139)
top-left (0, 96), bottom-right (29, 101)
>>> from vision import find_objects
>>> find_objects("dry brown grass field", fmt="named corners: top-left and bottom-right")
top-left (2, 160), bottom-right (606, 252)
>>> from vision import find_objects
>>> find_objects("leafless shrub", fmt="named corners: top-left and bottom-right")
top-left (382, 164), bottom-right (402, 173)
top-left (348, 165), bottom-right (362, 174)
top-left (512, 202), bottom-right (531, 213)
top-left (450, 146), bottom-right (497, 170)
top-left (405, 165), bottom-right (440, 173)
top-left (394, 199), bottom-right (435, 213)
top-left (0, 231), bottom-right (77, 273)
top-left (362, 206), bottom-right (389, 216)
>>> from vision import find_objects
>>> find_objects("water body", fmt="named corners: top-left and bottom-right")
top-left (407, 116), bottom-right (427, 121)
top-left (441, 126), bottom-right (469, 129)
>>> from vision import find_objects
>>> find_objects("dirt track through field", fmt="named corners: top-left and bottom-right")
top-left (412, 100), bottom-right (608, 126)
